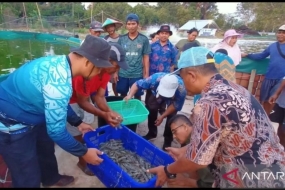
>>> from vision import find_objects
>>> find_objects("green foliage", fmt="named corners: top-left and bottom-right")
top-left (2, 2), bottom-right (283, 33)
top-left (236, 2), bottom-right (285, 32)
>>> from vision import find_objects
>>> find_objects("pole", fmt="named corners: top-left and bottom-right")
top-left (102, 10), bottom-right (103, 23)
top-left (35, 2), bottom-right (44, 30)
top-left (22, 3), bottom-right (29, 31)
top-left (72, 3), bottom-right (74, 18)
top-left (90, 3), bottom-right (93, 22)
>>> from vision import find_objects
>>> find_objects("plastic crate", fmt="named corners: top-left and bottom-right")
top-left (84, 125), bottom-right (174, 188)
top-left (107, 99), bottom-right (149, 125)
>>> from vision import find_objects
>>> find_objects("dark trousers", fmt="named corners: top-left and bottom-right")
top-left (145, 90), bottom-right (176, 143)
top-left (0, 124), bottom-right (60, 187)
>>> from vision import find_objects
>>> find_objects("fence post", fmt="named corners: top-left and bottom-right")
top-left (248, 69), bottom-right (256, 93)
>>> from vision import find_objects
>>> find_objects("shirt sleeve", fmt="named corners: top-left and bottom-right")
top-left (185, 101), bottom-right (222, 165)
top-left (41, 67), bottom-right (87, 157)
top-left (175, 40), bottom-right (182, 50)
top-left (99, 73), bottom-right (111, 90)
top-left (135, 74), bottom-right (157, 90)
top-left (171, 46), bottom-right (178, 66)
top-left (172, 84), bottom-right (186, 111)
top-left (142, 37), bottom-right (151, 55)
top-left (73, 76), bottom-right (90, 97)
top-left (117, 36), bottom-right (122, 46)
top-left (247, 44), bottom-right (270, 60)
top-left (66, 104), bottom-right (83, 127)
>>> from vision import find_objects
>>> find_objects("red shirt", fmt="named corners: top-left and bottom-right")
top-left (69, 73), bottom-right (111, 104)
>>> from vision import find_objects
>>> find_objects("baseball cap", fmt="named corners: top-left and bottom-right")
top-left (279, 25), bottom-right (285, 31)
top-left (157, 74), bottom-right (179, 98)
top-left (90, 21), bottom-right (104, 32)
top-left (182, 41), bottom-right (200, 52)
top-left (70, 35), bottom-right (113, 68)
top-left (215, 49), bottom-right (228, 55)
top-left (126, 13), bottom-right (139, 22)
top-left (109, 42), bottom-right (129, 70)
top-left (172, 46), bottom-right (215, 75)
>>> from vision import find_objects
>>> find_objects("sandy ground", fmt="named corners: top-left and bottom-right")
top-left (52, 82), bottom-right (279, 188)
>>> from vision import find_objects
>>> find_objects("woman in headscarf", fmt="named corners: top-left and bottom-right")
top-left (211, 29), bottom-right (243, 66)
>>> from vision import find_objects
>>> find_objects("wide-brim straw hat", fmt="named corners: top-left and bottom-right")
top-left (102, 18), bottom-right (123, 32)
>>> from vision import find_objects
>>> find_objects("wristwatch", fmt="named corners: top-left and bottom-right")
top-left (164, 165), bottom-right (176, 179)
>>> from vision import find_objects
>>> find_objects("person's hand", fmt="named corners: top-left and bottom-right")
top-left (77, 122), bottom-right (94, 135)
top-left (167, 173), bottom-right (192, 187)
top-left (82, 148), bottom-right (104, 165)
top-left (241, 53), bottom-right (248, 58)
top-left (269, 94), bottom-right (278, 104)
top-left (165, 147), bottom-right (183, 161)
top-left (103, 111), bottom-right (122, 127)
top-left (113, 72), bottom-right (119, 83)
top-left (147, 165), bottom-right (167, 187)
top-left (123, 94), bottom-right (132, 103)
top-left (155, 116), bottom-right (164, 126)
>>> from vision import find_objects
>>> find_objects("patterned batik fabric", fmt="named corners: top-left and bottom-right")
top-left (185, 74), bottom-right (285, 188)
top-left (149, 40), bottom-right (177, 76)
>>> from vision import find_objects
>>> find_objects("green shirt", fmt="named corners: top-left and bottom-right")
top-left (118, 33), bottom-right (151, 78)
top-left (175, 39), bottom-right (201, 52)
top-left (175, 39), bottom-right (201, 65)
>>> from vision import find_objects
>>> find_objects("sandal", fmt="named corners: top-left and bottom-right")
top-left (77, 162), bottom-right (94, 176)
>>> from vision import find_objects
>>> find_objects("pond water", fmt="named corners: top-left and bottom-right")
top-left (0, 38), bottom-right (70, 75)
top-left (0, 30), bottom-right (275, 75)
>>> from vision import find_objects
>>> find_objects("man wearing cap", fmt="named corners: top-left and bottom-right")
top-left (89, 21), bottom-right (104, 37)
top-left (79, 21), bottom-right (105, 46)
top-left (150, 25), bottom-right (177, 75)
top-left (117, 13), bottom-right (151, 100)
top-left (243, 24), bottom-right (285, 116)
top-left (0, 35), bottom-right (114, 187)
top-left (102, 18), bottom-right (123, 96)
top-left (66, 42), bottom-right (129, 175)
top-left (149, 24), bottom-right (178, 115)
top-left (147, 47), bottom-right (285, 188)
top-left (124, 72), bottom-right (186, 150)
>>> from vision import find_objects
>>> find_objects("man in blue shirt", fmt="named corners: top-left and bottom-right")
top-left (149, 24), bottom-right (178, 115)
top-left (0, 35), bottom-right (115, 187)
top-left (149, 25), bottom-right (177, 75)
top-left (243, 24), bottom-right (285, 115)
top-left (269, 76), bottom-right (285, 148)
top-left (124, 72), bottom-right (187, 150)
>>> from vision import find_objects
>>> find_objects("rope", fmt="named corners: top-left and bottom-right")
top-left (0, 168), bottom-right (11, 184)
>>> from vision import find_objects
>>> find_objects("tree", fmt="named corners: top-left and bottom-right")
top-left (196, 2), bottom-right (217, 19)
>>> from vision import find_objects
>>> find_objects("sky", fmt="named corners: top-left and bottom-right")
top-left (82, 2), bottom-right (239, 14)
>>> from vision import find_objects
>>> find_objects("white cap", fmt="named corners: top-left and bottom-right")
top-left (279, 25), bottom-right (285, 31)
top-left (157, 74), bottom-right (179, 98)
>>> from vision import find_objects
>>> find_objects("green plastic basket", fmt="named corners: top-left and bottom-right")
top-left (107, 99), bottom-right (149, 125)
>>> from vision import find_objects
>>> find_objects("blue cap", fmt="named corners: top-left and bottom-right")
top-left (126, 13), bottom-right (139, 22)
top-left (172, 47), bottom-right (215, 75)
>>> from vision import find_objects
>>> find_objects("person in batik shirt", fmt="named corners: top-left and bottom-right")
top-left (147, 47), bottom-right (285, 188)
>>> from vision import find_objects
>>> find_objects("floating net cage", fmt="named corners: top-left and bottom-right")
top-left (235, 58), bottom-right (269, 102)
top-left (0, 30), bottom-right (81, 75)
